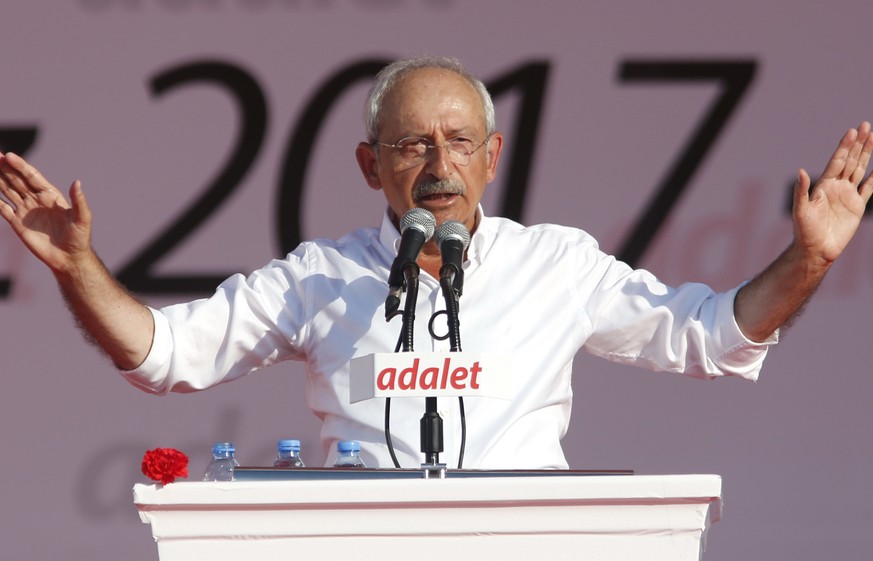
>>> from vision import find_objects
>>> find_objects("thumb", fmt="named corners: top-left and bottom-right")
top-left (793, 168), bottom-right (812, 211)
top-left (69, 180), bottom-right (92, 228)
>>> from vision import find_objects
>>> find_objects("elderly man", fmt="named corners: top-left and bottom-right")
top-left (1, 56), bottom-right (871, 468)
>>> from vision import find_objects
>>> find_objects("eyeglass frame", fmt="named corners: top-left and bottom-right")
top-left (371, 134), bottom-right (492, 168)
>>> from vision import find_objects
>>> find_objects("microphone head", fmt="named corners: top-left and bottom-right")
top-left (400, 207), bottom-right (436, 240)
top-left (435, 220), bottom-right (471, 249)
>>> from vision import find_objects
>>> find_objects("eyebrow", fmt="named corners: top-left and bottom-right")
top-left (396, 127), bottom-right (480, 140)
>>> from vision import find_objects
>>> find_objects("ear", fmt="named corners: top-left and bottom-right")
top-left (484, 132), bottom-right (504, 184)
top-left (355, 142), bottom-right (383, 191)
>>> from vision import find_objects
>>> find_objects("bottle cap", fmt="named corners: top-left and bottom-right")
top-left (277, 439), bottom-right (301, 452)
top-left (337, 440), bottom-right (361, 453)
top-left (212, 442), bottom-right (235, 455)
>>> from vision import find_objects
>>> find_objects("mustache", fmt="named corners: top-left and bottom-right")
top-left (413, 178), bottom-right (466, 201)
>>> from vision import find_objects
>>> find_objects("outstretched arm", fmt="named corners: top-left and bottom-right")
top-left (735, 122), bottom-right (873, 341)
top-left (0, 152), bottom-right (154, 369)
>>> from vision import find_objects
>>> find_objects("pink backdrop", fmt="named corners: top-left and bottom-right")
top-left (2, 1), bottom-right (872, 560)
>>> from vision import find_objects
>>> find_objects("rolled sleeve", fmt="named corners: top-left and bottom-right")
top-left (118, 306), bottom-right (174, 395)
top-left (708, 284), bottom-right (779, 381)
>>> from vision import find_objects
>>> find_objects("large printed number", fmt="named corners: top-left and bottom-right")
top-left (276, 59), bottom-right (550, 254)
top-left (615, 60), bottom-right (757, 267)
top-left (115, 58), bottom-right (550, 293)
top-left (115, 61), bottom-right (268, 293)
top-left (2, 59), bottom-right (757, 299)
top-left (275, 59), bottom-right (389, 255)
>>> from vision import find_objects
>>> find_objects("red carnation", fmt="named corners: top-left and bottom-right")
top-left (141, 448), bottom-right (189, 484)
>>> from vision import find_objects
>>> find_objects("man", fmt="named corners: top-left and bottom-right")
top-left (1, 57), bottom-right (871, 468)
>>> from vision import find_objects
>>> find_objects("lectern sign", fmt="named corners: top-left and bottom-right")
top-left (349, 353), bottom-right (514, 403)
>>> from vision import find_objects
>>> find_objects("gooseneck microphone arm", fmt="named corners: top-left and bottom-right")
top-left (384, 208), bottom-right (435, 469)
top-left (421, 221), bottom-right (472, 469)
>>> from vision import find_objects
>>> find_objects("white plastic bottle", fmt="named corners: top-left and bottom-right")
top-left (333, 440), bottom-right (366, 468)
top-left (202, 442), bottom-right (240, 481)
top-left (273, 439), bottom-right (305, 468)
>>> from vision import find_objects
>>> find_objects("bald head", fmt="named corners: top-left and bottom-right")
top-left (364, 56), bottom-right (495, 143)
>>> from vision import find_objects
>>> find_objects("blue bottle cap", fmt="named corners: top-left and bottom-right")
top-left (337, 440), bottom-right (361, 453)
top-left (277, 439), bottom-right (301, 452)
top-left (212, 442), bottom-right (235, 455)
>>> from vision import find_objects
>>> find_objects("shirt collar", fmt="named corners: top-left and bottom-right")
top-left (378, 208), bottom-right (402, 256)
top-left (466, 205), bottom-right (492, 268)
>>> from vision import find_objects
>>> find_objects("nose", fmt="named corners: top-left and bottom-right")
top-left (424, 142), bottom-right (454, 179)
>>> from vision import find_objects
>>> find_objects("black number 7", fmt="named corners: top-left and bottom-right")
top-left (616, 60), bottom-right (756, 267)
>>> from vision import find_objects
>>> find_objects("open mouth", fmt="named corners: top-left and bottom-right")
top-left (418, 193), bottom-right (457, 202)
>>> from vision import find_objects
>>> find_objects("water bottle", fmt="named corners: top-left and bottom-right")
top-left (333, 440), bottom-right (366, 468)
top-left (202, 442), bottom-right (239, 481)
top-left (273, 439), bottom-right (305, 468)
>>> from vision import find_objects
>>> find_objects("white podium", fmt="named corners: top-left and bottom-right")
top-left (133, 471), bottom-right (722, 561)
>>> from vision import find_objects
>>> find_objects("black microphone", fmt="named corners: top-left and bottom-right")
top-left (385, 208), bottom-right (436, 317)
top-left (435, 220), bottom-right (471, 296)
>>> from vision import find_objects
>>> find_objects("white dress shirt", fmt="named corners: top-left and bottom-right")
top-left (122, 208), bottom-right (775, 469)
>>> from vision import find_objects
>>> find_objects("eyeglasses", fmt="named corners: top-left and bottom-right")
top-left (373, 135), bottom-right (490, 169)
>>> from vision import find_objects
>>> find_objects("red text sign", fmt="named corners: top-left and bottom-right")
top-left (350, 353), bottom-right (513, 402)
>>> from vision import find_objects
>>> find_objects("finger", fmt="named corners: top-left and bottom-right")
top-left (0, 195), bottom-right (16, 225)
top-left (850, 122), bottom-right (873, 185)
top-left (841, 124), bottom-right (869, 180)
top-left (0, 154), bottom-right (29, 207)
top-left (0, 166), bottom-right (24, 206)
top-left (793, 168), bottom-right (812, 212)
top-left (820, 127), bottom-right (858, 181)
top-left (0, 152), bottom-right (37, 197)
top-left (69, 180), bottom-right (92, 228)
top-left (4, 152), bottom-right (57, 195)
top-left (858, 172), bottom-right (873, 205)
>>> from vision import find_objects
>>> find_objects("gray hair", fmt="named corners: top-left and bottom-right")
top-left (364, 56), bottom-right (496, 142)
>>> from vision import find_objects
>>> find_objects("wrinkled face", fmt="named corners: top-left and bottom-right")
top-left (356, 67), bottom-right (503, 236)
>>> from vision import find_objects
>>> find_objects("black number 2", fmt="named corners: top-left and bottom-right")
top-left (115, 61), bottom-right (268, 293)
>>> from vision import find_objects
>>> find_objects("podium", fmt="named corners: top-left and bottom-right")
top-left (133, 471), bottom-right (722, 561)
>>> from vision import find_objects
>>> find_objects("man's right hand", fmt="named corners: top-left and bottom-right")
top-left (0, 152), bottom-right (155, 370)
top-left (0, 151), bottom-right (93, 274)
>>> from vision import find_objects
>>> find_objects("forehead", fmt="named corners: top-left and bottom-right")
top-left (380, 68), bottom-right (486, 135)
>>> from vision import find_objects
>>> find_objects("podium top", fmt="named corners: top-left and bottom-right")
top-left (232, 466), bottom-right (634, 481)
top-left (133, 472), bottom-right (722, 521)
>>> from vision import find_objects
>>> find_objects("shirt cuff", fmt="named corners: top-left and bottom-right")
top-left (713, 284), bottom-right (779, 381)
top-left (117, 306), bottom-right (174, 394)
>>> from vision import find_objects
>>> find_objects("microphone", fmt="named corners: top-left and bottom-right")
top-left (385, 208), bottom-right (436, 317)
top-left (435, 220), bottom-right (471, 296)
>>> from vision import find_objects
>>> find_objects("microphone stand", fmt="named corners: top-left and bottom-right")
top-left (384, 263), bottom-right (421, 469)
top-left (422, 221), bottom-right (470, 476)
top-left (400, 265), bottom-right (420, 354)
top-left (418, 266), bottom-right (446, 476)
top-left (439, 273), bottom-right (462, 351)
top-left (418, 269), bottom-right (466, 479)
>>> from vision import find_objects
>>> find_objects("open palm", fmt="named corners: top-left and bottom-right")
top-left (793, 122), bottom-right (873, 264)
top-left (0, 153), bottom-right (92, 273)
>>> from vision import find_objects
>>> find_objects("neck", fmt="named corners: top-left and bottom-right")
top-left (417, 239), bottom-right (443, 278)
